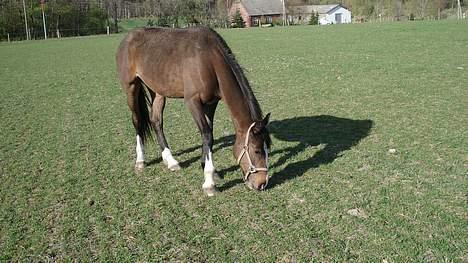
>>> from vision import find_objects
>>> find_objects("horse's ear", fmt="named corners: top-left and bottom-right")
top-left (262, 113), bottom-right (271, 126)
top-left (253, 113), bottom-right (271, 134)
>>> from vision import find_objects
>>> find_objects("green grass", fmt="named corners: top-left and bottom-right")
top-left (1, 21), bottom-right (467, 262)
top-left (119, 18), bottom-right (150, 32)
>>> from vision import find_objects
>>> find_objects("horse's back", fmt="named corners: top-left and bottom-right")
top-left (117, 27), bottom-right (224, 99)
top-left (117, 27), bottom-right (220, 64)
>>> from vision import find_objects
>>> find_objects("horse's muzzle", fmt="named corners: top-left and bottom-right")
top-left (245, 173), bottom-right (269, 191)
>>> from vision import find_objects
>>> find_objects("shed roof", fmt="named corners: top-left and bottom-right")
top-left (290, 4), bottom-right (344, 15)
top-left (240, 0), bottom-right (284, 16)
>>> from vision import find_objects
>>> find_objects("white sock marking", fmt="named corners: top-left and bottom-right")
top-left (162, 148), bottom-right (179, 170)
top-left (203, 151), bottom-right (216, 189)
top-left (136, 135), bottom-right (144, 163)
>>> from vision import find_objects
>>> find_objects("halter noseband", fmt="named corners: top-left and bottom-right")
top-left (236, 122), bottom-right (269, 187)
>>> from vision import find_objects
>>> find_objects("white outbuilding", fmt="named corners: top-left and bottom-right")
top-left (289, 4), bottom-right (352, 25)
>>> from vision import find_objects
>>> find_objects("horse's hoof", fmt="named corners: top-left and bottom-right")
top-left (135, 161), bottom-right (145, 172)
top-left (163, 159), bottom-right (180, 171)
top-left (203, 186), bottom-right (218, 197)
top-left (168, 163), bottom-right (181, 171)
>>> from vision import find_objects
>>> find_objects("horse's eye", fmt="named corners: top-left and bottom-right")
top-left (254, 150), bottom-right (261, 154)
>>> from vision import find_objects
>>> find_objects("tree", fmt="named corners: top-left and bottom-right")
top-left (214, 0), bottom-right (230, 27)
top-left (231, 9), bottom-right (245, 28)
top-left (0, 0), bottom-right (464, 41)
top-left (180, 0), bottom-right (206, 25)
top-left (308, 11), bottom-right (319, 25)
top-left (433, 0), bottom-right (447, 18)
top-left (419, 0), bottom-right (429, 18)
top-left (394, 0), bottom-right (404, 20)
top-left (0, 2), bottom-right (25, 40)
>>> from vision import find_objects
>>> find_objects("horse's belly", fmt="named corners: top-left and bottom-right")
top-left (137, 57), bottom-right (218, 101)
top-left (137, 70), bottom-right (184, 98)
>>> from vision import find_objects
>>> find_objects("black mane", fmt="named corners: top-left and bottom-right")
top-left (206, 27), bottom-right (271, 148)
top-left (207, 27), bottom-right (264, 122)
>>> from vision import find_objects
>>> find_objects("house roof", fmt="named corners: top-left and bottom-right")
top-left (290, 4), bottom-right (344, 15)
top-left (240, 0), bottom-right (284, 16)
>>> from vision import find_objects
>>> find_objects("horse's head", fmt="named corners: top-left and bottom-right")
top-left (235, 114), bottom-right (271, 191)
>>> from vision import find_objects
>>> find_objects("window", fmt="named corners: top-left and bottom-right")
top-left (251, 17), bottom-right (259, 26)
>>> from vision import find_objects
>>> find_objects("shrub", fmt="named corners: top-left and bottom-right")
top-left (309, 11), bottom-right (319, 25)
top-left (231, 9), bottom-right (246, 28)
top-left (147, 19), bottom-right (155, 27)
top-left (157, 16), bottom-right (171, 27)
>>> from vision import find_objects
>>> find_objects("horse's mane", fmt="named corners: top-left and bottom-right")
top-left (205, 27), bottom-right (271, 148)
top-left (206, 27), bottom-right (263, 122)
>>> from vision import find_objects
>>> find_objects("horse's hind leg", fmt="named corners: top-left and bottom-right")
top-left (126, 80), bottom-right (148, 171)
top-left (151, 93), bottom-right (180, 171)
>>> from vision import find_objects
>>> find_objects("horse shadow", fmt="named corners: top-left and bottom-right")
top-left (266, 115), bottom-right (373, 187)
top-left (145, 135), bottom-right (235, 168)
top-left (147, 115), bottom-right (373, 190)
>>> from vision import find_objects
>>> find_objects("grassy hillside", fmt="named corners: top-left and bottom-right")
top-left (0, 21), bottom-right (466, 261)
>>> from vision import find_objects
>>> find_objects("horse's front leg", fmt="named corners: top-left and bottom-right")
top-left (185, 98), bottom-right (218, 196)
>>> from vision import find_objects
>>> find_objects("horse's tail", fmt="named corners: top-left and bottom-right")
top-left (136, 80), bottom-right (153, 144)
top-left (116, 30), bottom-right (154, 144)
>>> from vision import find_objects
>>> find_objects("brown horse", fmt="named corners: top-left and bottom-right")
top-left (116, 27), bottom-right (271, 196)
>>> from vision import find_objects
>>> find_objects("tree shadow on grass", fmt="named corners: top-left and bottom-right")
top-left (267, 115), bottom-right (373, 188)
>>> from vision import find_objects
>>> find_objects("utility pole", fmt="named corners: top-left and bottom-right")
top-left (41, 0), bottom-right (47, 39)
top-left (22, 0), bottom-right (30, 40)
top-left (281, 0), bottom-right (287, 26)
top-left (457, 0), bottom-right (462, 20)
top-left (113, 1), bottom-right (119, 33)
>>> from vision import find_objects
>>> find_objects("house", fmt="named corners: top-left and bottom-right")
top-left (229, 0), bottom-right (285, 27)
top-left (289, 4), bottom-right (352, 25)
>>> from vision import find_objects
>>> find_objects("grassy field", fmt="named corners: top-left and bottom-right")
top-left (119, 18), bottom-right (150, 32)
top-left (0, 21), bottom-right (466, 262)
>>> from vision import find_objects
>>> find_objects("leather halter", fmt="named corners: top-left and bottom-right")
top-left (236, 122), bottom-right (269, 187)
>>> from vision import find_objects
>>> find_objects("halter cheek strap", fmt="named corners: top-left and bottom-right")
top-left (236, 122), bottom-right (269, 186)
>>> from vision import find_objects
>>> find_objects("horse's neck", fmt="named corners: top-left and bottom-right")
top-left (222, 85), bottom-right (254, 137)
top-left (224, 95), bottom-right (256, 163)
top-left (214, 52), bottom-right (257, 139)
